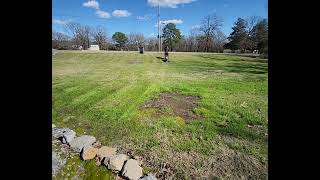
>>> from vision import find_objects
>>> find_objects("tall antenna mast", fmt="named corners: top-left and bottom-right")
top-left (158, 2), bottom-right (161, 52)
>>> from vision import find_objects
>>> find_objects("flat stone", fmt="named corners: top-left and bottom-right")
top-left (97, 146), bottom-right (117, 162)
top-left (122, 159), bottom-right (143, 180)
top-left (104, 154), bottom-right (129, 171)
top-left (133, 155), bottom-right (143, 166)
top-left (52, 127), bottom-right (75, 141)
top-left (92, 141), bottom-right (102, 148)
top-left (52, 150), bottom-right (66, 175)
top-left (139, 175), bottom-right (157, 180)
top-left (52, 127), bottom-right (68, 139)
top-left (81, 146), bottom-right (98, 160)
top-left (69, 135), bottom-right (96, 153)
top-left (62, 130), bottom-right (76, 144)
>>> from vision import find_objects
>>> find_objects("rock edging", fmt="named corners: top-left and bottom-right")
top-left (52, 124), bottom-right (155, 180)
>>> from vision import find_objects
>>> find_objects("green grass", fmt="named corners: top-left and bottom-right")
top-left (53, 51), bottom-right (268, 179)
top-left (53, 155), bottom-right (115, 180)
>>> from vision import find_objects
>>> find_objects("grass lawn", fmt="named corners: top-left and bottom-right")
top-left (53, 51), bottom-right (268, 179)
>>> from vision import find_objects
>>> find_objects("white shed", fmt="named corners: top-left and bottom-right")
top-left (89, 45), bottom-right (100, 51)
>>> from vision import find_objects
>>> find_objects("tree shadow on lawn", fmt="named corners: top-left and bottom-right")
top-left (222, 62), bottom-right (268, 74)
top-left (195, 54), bottom-right (268, 64)
top-left (174, 60), bottom-right (267, 75)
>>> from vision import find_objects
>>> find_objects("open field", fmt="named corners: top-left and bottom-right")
top-left (52, 51), bottom-right (268, 179)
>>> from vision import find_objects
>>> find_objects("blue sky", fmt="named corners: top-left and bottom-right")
top-left (53, 0), bottom-right (268, 38)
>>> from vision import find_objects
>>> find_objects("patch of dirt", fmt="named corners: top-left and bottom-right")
top-left (128, 59), bottom-right (143, 64)
top-left (143, 92), bottom-right (201, 122)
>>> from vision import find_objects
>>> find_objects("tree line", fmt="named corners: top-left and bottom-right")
top-left (52, 14), bottom-right (267, 56)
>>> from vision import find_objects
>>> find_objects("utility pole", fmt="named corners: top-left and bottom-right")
top-left (158, 3), bottom-right (161, 52)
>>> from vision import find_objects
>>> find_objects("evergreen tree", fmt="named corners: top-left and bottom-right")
top-left (162, 23), bottom-right (182, 51)
top-left (112, 32), bottom-right (128, 49)
top-left (251, 19), bottom-right (268, 54)
top-left (226, 18), bottom-right (248, 51)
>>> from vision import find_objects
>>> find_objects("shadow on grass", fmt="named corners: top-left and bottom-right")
top-left (172, 55), bottom-right (268, 75)
top-left (196, 55), bottom-right (268, 64)
top-left (215, 122), bottom-right (263, 142)
top-left (156, 56), bottom-right (168, 62)
top-left (223, 62), bottom-right (268, 74)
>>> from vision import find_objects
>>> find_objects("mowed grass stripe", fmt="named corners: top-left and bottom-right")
top-left (53, 51), bottom-right (268, 179)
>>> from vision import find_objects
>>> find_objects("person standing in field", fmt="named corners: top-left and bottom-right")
top-left (139, 45), bottom-right (144, 54)
top-left (164, 45), bottom-right (169, 62)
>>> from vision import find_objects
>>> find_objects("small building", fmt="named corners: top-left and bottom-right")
top-left (89, 45), bottom-right (100, 51)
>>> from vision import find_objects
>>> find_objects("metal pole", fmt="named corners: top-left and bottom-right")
top-left (158, 3), bottom-right (160, 52)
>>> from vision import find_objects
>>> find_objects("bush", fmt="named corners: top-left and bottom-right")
top-left (259, 46), bottom-right (268, 59)
top-left (223, 49), bottom-right (232, 53)
top-left (108, 45), bottom-right (117, 51)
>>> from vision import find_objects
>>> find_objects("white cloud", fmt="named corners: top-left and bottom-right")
top-left (96, 10), bottom-right (111, 18)
top-left (112, 10), bottom-right (132, 17)
top-left (82, 1), bottom-right (111, 19)
top-left (147, 0), bottom-right (195, 8)
top-left (191, 25), bottom-right (200, 30)
top-left (83, 0), bottom-right (100, 10)
top-left (155, 19), bottom-right (183, 27)
top-left (161, 19), bottom-right (183, 24)
top-left (53, 19), bottom-right (71, 25)
top-left (137, 14), bottom-right (152, 21)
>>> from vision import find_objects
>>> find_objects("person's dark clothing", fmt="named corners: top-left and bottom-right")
top-left (139, 46), bottom-right (144, 54)
top-left (164, 47), bottom-right (169, 56)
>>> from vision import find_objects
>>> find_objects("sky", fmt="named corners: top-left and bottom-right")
top-left (52, 0), bottom-right (268, 38)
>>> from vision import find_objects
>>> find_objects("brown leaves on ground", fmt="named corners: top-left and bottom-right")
top-left (124, 134), bottom-right (267, 180)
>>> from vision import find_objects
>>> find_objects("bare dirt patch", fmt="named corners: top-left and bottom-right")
top-left (143, 92), bottom-right (201, 122)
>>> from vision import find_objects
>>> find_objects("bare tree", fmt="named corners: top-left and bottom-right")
top-left (175, 36), bottom-right (187, 52)
top-left (213, 30), bottom-right (227, 52)
top-left (186, 28), bottom-right (201, 52)
top-left (84, 25), bottom-right (91, 49)
top-left (145, 37), bottom-right (158, 51)
top-left (199, 14), bottom-right (223, 52)
top-left (246, 16), bottom-right (263, 51)
top-left (91, 26), bottom-right (108, 50)
top-left (127, 33), bottom-right (145, 51)
top-left (65, 22), bottom-right (91, 50)
top-left (199, 36), bottom-right (210, 52)
top-left (52, 31), bottom-right (71, 50)
top-left (247, 16), bottom-right (262, 33)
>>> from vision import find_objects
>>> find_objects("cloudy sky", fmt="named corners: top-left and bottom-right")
top-left (52, 0), bottom-right (268, 37)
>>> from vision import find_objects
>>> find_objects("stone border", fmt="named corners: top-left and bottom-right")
top-left (52, 124), bottom-right (156, 180)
